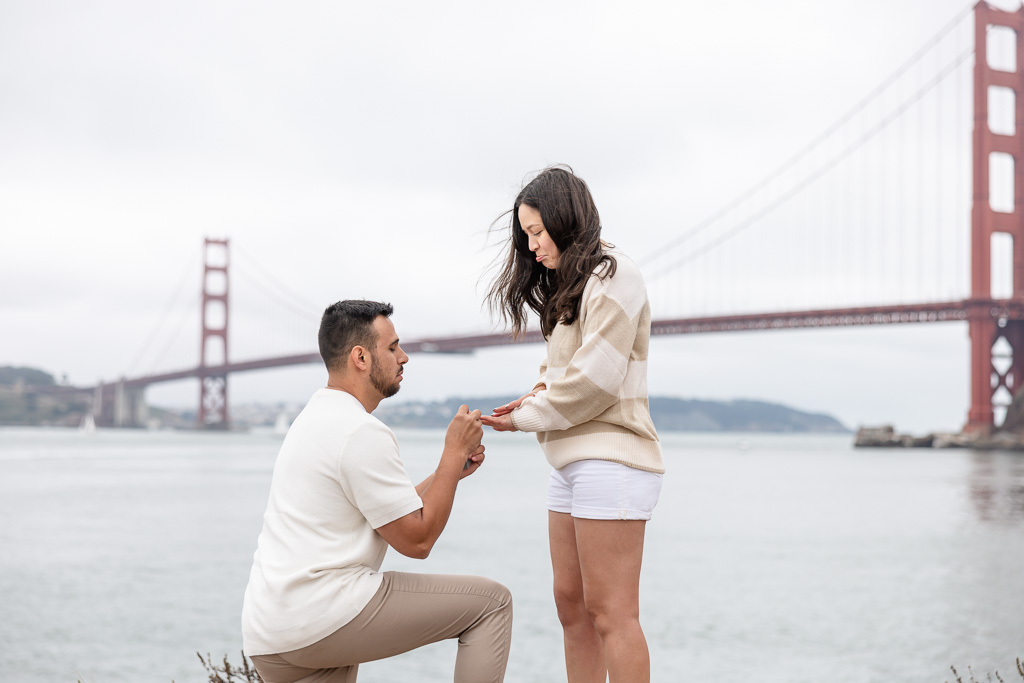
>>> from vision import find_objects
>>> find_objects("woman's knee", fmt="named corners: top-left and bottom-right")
top-left (552, 584), bottom-right (590, 627)
top-left (584, 599), bottom-right (640, 638)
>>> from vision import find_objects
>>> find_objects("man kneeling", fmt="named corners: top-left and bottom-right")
top-left (241, 300), bottom-right (512, 683)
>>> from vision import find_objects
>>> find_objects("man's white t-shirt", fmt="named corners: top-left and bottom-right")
top-left (241, 388), bottom-right (423, 656)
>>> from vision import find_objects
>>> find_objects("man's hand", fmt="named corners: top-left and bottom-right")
top-left (443, 404), bottom-right (483, 469)
top-left (378, 406), bottom-right (484, 560)
top-left (461, 443), bottom-right (485, 478)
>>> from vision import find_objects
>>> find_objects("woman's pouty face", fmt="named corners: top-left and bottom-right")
top-left (519, 204), bottom-right (561, 269)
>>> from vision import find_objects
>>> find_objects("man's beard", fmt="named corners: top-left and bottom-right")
top-left (370, 354), bottom-right (401, 399)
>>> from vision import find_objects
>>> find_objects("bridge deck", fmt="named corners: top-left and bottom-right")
top-left (37, 298), bottom-right (1008, 393)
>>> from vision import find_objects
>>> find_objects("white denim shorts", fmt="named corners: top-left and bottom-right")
top-left (547, 459), bottom-right (663, 520)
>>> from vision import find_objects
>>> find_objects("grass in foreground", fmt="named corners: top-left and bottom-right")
top-left (949, 658), bottom-right (1024, 683)
top-left (197, 653), bottom-right (1023, 683)
top-left (196, 652), bottom-right (262, 683)
top-left (75, 653), bottom-right (1024, 682)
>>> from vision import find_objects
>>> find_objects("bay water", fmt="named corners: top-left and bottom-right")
top-left (1, 426), bottom-right (1022, 682)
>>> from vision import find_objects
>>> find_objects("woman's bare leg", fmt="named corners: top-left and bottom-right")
top-left (574, 518), bottom-right (649, 683)
top-left (549, 511), bottom-right (606, 683)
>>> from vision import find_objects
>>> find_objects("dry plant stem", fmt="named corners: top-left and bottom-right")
top-left (185, 653), bottom-right (1024, 683)
top-left (948, 660), bottom-right (1024, 683)
top-left (196, 651), bottom-right (263, 683)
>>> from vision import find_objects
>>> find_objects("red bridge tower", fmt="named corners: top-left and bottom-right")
top-left (199, 238), bottom-right (230, 428)
top-left (967, 2), bottom-right (1024, 433)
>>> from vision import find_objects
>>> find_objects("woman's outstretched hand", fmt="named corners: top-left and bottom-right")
top-left (480, 413), bottom-right (517, 432)
top-left (481, 391), bottom-right (538, 432)
top-left (490, 392), bottom-right (536, 417)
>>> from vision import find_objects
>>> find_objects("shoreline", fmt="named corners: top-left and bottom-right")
top-left (854, 424), bottom-right (1024, 450)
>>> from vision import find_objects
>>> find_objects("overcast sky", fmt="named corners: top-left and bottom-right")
top-left (1, 0), bottom-right (1010, 434)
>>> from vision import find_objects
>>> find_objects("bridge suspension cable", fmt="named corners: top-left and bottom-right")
top-left (639, 2), bottom-right (981, 320)
top-left (233, 242), bottom-right (323, 320)
top-left (644, 42), bottom-right (976, 284)
top-left (638, 2), bottom-right (977, 278)
top-left (122, 243), bottom-right (201, 379)
top-left (232, 242), bottom-right (326, 362)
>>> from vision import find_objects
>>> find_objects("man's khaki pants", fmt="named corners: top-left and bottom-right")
top-left (250, 572), bottom-right (513, 683)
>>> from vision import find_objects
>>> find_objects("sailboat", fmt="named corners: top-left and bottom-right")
top-left (273, 412), bottom-right (290, 436)
top-left (79, 412), bottom-right (96, 434)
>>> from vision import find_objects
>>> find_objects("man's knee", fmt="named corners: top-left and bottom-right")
top-left (493, 580), bottom-right (513, 610)
top-left (460, 576), bottom-right (513, 644)
top-left (462, 574), bottom-right (513, 608)
top-left (483, 577), bottom-right (514, 624)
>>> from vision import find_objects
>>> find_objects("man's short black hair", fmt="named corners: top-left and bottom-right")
top-left (318, 300), bottom-right (394, 371)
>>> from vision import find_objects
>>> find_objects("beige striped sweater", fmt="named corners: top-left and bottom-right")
top-left (510, 249), bottom-right (665, 474)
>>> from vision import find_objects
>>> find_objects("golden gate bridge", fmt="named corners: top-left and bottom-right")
top-left (35, 2), bottom-right (1024, 435)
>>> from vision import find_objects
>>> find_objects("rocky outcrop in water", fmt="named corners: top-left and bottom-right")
top-left (854, 424), bottom-right (1024, 450)
top-left (855, 386), bottom-right (1024, 449)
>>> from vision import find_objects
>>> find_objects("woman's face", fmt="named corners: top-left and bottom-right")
top-left (518, 204), bottom-right (561, 269)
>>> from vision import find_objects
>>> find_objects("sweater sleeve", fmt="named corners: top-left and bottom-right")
top-left (531, 359), bottom-right (548, 393)
top-left (511, 269), bottom-right (645, 433)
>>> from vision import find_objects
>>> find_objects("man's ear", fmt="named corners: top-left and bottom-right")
top-left (349, 344), bottom-right (370, 372)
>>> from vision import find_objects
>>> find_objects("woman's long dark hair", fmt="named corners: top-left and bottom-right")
top-left (487, 165), bottom-right (616, 338)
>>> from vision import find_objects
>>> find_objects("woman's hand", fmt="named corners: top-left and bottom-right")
top-left (480, 413), bottom-right (517, 432)
top-left (491, 392), bottom-right (537, 416)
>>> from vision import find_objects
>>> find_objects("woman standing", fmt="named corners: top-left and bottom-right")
top-left (481, 166), bottom-right (664, 683)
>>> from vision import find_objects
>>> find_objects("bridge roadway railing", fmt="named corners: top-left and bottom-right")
top-left (32, 298), bottom-right (993, 397)
top-left (29, 298), bottom-right (1018, 427)
top-left (651, 301), bottom-right (973, 335)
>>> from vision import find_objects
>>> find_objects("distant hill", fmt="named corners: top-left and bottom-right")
top-left (0, 366), bottom-right (55, 387)
top-left (648, 397), bottom-right (848, 433)
top-left (0, 363), bottom-right (849, 433)
top-left (374, 395), bottom-right (849, 433)
top-left (0, 365), bottom-right (85, 427)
